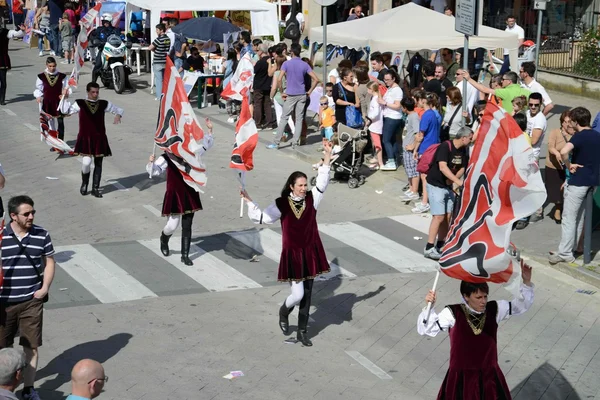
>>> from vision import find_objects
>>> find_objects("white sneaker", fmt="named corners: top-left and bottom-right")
top-left (381, 161), bottom-right (397, 171)
top-left (412, 202), bottom-right (430, 214)
top-left (38, 51), bottom-right (44, 57)
top-left (402, 191), bottom-right (420, 201)
top-left (424, 246), bottom-right (442, 260)
top-left (50, 51), bottom-right (56, 56)
top-left (403, 188), bottom-right (413, 195)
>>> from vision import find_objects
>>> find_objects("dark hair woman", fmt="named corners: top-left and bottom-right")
top-left (418, 265), bottom-right (535, 400)
top-left (241, 143), bottom-right (334, 347)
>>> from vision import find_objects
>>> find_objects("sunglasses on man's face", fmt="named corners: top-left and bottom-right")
top-left (19, 210), bottom-right (36, 217)
top-left (529, 103), bottom-right (540, 108)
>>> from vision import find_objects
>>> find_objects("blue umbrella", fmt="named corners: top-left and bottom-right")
top-left (171, 17), bottom-right (242, 42)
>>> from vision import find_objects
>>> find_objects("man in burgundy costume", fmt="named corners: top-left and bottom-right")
top-left (34, 57), bottom-right (70, 150)
top-left (241, 143), bottom-right (333, 347)
top-left (418, 265), bottom-right (534, 399)
top-left (146, 118), bottom-right (214, 266)
top-left (62, 82), bottom-right (124, 198)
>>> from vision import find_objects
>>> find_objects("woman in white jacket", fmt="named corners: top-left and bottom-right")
top-left (366, 81), bottom-right (384, 170)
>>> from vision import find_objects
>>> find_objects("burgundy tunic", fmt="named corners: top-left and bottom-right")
top-left (0, 29), bottom-right (12, 69)
top-left (161, 155), bottom-right (202, 217)
top-left (39, 72), bottom-right (66, 117)
top-left (275, 192), bottom-right (330, 282)
top-left (73, 99), bottom-right (112, 157)
top-left (438, 301), bottom-right (511, 400)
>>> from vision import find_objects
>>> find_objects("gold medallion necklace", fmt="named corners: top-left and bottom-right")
top-left (45, 72), bottom-right (59, 87)
top-left (85, 100), bottom-right (100, 114)
top-left (288, 197), bottom-right (306, 219)
top-left (460, 304), bottom-right (486, 335)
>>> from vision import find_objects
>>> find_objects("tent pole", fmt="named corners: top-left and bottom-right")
top-left (322, 5), bottom-right (327, 84)
top-left (462, 34), bottom-right (469, 124)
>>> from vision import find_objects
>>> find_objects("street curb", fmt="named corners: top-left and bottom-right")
top-left (530, 254), bottom-right (600, 289)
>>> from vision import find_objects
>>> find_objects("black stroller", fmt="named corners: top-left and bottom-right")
top-left (310, 124), bottom-right (368, 189)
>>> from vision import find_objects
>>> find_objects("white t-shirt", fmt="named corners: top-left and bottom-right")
top-left (367, 96), bottom-right (383, 134)
top-left (526, 110), bottom-right (547, 161)
top-left (521, 79), bottom-right (552, 107)
top-left (328, 68), bottom-right (340, 84)
top-left (456, 80), bottom-right (479, 114)
top-left (504, 24), bottom-right (525, 55)
top-left (382, 86), bottom-right (404, 119)
top-left (326, 94), bottom-right (335, 108)
top-left (285, 12), bottom-right (305, 32)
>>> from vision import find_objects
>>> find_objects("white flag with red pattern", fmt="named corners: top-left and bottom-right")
top-left (39, 110), bottom-right (74, 154)
top-left (154, 58), bottom-right (209, 192)
top-left (230, 95), bottom-right (258, 172)
top-left (220, 55), bottom-right (254, 101)
top-left (69, 3), bottom-right (102, 88)
top-left (439, 102), bottom-right (546, 295)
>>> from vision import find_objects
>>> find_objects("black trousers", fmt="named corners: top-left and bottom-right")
top-left (57, 117), bottom-right (64, 140)
top-left (0, 69), bottom-right (7, 102)
top-left (181, 213), bottom-right (194, 239)
top-left (297, 279), bottom-right (314, 331)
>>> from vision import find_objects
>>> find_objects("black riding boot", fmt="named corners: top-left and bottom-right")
top-left (91, 69), bottom-right (99, 84)
top-left (278, 302), bottom-right (295, 335)
top-left (91, 162), bottom-right (103, 198)
top-left (80, 172), bottom-right (90, 195)
top-left (160, 232), bottom-right (171, 256)
top-left (297, 280), bottom-right (314, 347)
top-left (180, 236), bottom-right (193, 266)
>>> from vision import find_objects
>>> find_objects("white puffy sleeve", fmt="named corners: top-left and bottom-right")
top-left (311, 165), bottom-right (331, 210)
top-left (33, 77), bottom-right (44, 99)
top-left (198, 133), bottom-right (214, 156)
top-left (417, 306), bottom-right (456, 337)
top-left (62, 75), bottom-right (72, 95)
top-left (247, 201), bottom-right (281, 225)
top-left (61, 100), bottom-right (80, 115)
top-left (496, 283), bottom-right (535, 323)
top-left (105, 101), bottom-right (124, 116)
top-left (146, 155), bottom-right (168, 178)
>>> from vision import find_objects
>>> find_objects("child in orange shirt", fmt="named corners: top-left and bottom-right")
top-left (318, 95), bottom-right (336, 147)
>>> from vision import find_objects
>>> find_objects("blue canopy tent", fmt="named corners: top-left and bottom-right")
top-left (171, 17), bottom-right (241, 42)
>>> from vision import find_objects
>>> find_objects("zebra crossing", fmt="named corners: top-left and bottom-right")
top-left (46, 214), bottom-right (434, 310)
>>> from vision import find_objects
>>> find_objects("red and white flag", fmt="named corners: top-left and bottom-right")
top-left (440, 103), bottom-right (546, 294)
top-left (221, 55), bottom-right (254, 101)
top-left (230, 96), bottom-right (258, 171)
top-left (154, 58), bottom-right (209, 192)
top-left (69, 3), bottom-right (102, 88)
top-left (39, 110), bottom-right (74, 154)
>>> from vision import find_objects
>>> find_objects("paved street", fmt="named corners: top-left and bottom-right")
top-left (3, 40), bottom-right (600, 399)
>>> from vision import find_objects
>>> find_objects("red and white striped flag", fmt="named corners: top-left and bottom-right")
top-left (40, 110), bottom-right (75, 154)
top-left (230, 95), bottom-right (258, 171)
top-left (439, 103), bottom-right (546, 295)
top-left (221, 55), bottom-right (254, 101)
top-left (69, 3), bottom-right (102, 88)
top-left (154, 58), bottom-right (209, 192)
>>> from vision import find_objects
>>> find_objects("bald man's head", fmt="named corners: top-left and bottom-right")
top-left (71, 359), bottom-right (106, 399)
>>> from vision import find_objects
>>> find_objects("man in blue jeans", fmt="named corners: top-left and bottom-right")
top-left (549, 107), bottom-right (600, 264)
top-left (148, 23), bottom-right (170, 100)
top-left (46, 0), bottom-right (63, 56)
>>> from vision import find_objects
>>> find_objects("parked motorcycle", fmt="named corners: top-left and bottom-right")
top-left (94, 33), bottom-right (133, 94)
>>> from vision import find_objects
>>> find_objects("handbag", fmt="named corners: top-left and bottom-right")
top-left (441, 105), bottom-right (461, 142)
top-left (11, 234), bottom-right (49, 303)
top-left (338, 83), bottom-right (363, 128)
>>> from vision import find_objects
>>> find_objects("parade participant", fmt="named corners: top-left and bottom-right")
top-left (34, 57), bottom-right (70, 151)
top-left (146, 118), bottom-right (214, 266)
top-left (0, 25), bottom-right (25, 105)
top-left (417, 264), bottom-right (534, 399)
top-left (62, 82), bottom-right (123, 198)
top-left (241, 143), bottom-right (333, 347)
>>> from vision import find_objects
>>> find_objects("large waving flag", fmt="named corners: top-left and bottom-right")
top-left (221, 55), bottom-right (254, 101)
top-left (230, 97), bottom-right (258, 171)
top-left (69, 3), bottom-right (102, 88)
top-left (154, 58), bottom-right (208, 192)
top-left (439, 102), bottom-right (546, 294)
top-left (40, 110), bottom-right (74, 154)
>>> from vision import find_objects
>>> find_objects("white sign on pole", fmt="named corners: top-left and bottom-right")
top-left (533, 1), bottom-right (547, 10)
top-left (312, 0), bottom-right (336, 6)
top-left (455, 0), bottom-right (479, 36)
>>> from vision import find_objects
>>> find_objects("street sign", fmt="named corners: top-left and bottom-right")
top-left (312, 0), bottom-right (337, 6)
top-left (533, 0), bottom-right (547, 10)
top-left (455, 0), bottom-right (479, 36)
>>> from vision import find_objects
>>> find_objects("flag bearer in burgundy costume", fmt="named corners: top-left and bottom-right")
top-left (146, 119), bottom-right (214, 266)
top-left (241, 143), bottom-right (333, 347)
top-left (417, 265), bottom-right (535, 400)
top-left (34, 57), bottom-right (70, 150)
top-left (62, 82), bottom-right (123, 198)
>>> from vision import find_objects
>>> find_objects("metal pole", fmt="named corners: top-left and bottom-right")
top-left (462, 35), bottom-right (469, 124)
top-left (322, 5), bottom-right (327, 84)
top-left (534, 9), bottom-right (543, 79)
top-left (584, 188), bottom-right (594, 265)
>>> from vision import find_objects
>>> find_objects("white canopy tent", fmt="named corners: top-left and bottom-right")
top-left (125, 0), bottom-right (280, 43)
top-left (309, 3), bottom-right (519, 69)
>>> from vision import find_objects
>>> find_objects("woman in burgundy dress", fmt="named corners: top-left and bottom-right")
top-left (147, 118), bottom-right (214, 266)
top-left (418, 265), bottom-right (534, 400)
top-left (241, 142), bottom-right (333, 347)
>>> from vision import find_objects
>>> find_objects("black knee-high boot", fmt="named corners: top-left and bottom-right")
top-left (279, 301), bottom-right (295, 335)
top-left (160, 231), bottom-right (172, 256)
top-left (91, 157), bottom-right (103, 198)
top-left (80, 172), bottom-right (90, 195)
top-left (297, 279), bottom-right (314, 347)
top-left (180, 213), bottom-right (194, 265)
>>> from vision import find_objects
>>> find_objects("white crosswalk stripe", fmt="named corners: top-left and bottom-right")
top-left (138, 238), bottom-right (263, 292)
top-left (388, 214), bottom-right (431, 235)
top-left (54, 244), bottom-right (158, 303)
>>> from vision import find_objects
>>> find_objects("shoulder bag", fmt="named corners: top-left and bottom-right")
top-left (441, 105), bottom-right (461, 142)
top-left (338, 83), bottom-right (363, 128)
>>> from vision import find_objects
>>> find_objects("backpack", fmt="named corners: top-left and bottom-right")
top-left (416, 141), bottom-right (451, 174)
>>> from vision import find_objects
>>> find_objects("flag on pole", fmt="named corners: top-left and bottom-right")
top-left (69, 3), bottom-right (102, 88)
top-left (40, 111), bottom-right (75, 154)
top-left (439, 102), bottom-right (546, 294)
top-left (230, 96), bottom-right (258, 171)
top-left (220, 55), bottom-right (254, 101)
top-left (154, 58), bottom-right (209, 193)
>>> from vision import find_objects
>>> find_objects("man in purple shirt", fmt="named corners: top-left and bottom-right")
top-left (268, 43), bottom-right (318, 149)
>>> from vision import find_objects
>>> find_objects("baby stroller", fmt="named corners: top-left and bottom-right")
top-left (310, 124), bottom-right (368, 189)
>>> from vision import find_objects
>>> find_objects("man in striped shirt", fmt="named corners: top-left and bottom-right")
top-left (148, 23), bottom-right (171, 101)
top-left (0, 195), bottom-right (55, 400)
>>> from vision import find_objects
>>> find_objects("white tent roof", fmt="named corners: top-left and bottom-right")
top-left (310, 3), bottom-right (519, 53)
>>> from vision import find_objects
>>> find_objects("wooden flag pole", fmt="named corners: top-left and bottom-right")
top-left (422, 270), bottom-right (440, 325)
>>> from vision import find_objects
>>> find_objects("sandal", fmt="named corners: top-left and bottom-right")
top-left (369, 164), bottom-right (380, 171)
